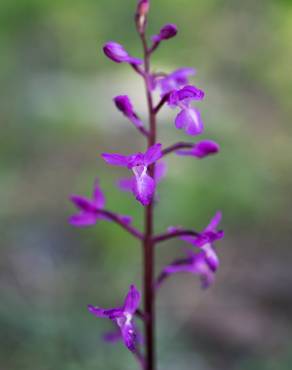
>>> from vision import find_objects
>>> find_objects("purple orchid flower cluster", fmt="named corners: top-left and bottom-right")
top-left (69, 1), bottom-right (224, 369)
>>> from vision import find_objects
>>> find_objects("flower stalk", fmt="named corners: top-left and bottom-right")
top-left (142, 48), bottom-right (156, 370)
top-left (69, 1), bottom-right (224, 369)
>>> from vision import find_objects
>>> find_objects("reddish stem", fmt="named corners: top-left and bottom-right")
top-left (162, 142), bottom-right (194, 157)
top-left (131, 63), bottom-right (145, 77)
top-left (153, 92), bottom-right (171, 114)
top-left (140, 31), bottom-right (156, 370)
top-left (138, 126), bottom-right (150, 137)
top-left (148, 41), bottom-right (160, 55)
top-left (153, 229), bottom-right (201, 244)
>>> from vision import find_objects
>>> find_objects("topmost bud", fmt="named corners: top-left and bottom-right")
top-left (137, 0), bottom-right (150, 17)
top-left (135, 0), bottom-right (150, 34)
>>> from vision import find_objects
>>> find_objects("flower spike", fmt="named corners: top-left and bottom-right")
top-left (68, 0), bottom-right (226, 367)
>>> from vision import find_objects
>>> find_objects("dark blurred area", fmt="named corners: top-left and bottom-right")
top-left (1, 0), bottom-right (292, 369)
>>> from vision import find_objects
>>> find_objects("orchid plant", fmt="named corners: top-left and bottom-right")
top-left (69, 1), bottom-right (224, 369)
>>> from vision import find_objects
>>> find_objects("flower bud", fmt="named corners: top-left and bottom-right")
top-left (114, 95), bottom-right (143, 128)
top-left (176, 140), bottom-right (220, 158)
top-left (103, 42), bottom-right (142, 65)
top-left (137, 0), bottom-right (150, 17)
top-left (152, 24), bottom-right (178, 43)
top-left (135, 0), bottom-right (150, 34)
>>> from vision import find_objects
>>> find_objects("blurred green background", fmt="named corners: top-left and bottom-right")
top-left (1, 0), bottom-right (292, 369)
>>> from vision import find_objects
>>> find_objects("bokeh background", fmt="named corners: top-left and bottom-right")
top-left (1, 0), bottom-right (292, 369)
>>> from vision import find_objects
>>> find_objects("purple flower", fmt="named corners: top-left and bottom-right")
top-left (168, 85), bottom-right (205, 104)
top-left (103, 42), bottom-right (142, 65)
top-left (114, 95), bottom-right (143, 128)
top-left (69, 179), bottom-right (132, 227)
top-left (118, 160), bottom-right (167, 193)
top-left (152, 24), bottom-right (178, 43)
top-left (168, 85), bottom-right (205, 136)
top-left (102, 144), bottom-right (162, 206)
top-left (159, 212), bottom-right (223, 289)
top-left (176, 140), bottom-right (220, 158)
top-left (157, 250), bottom-right (215, 289)
top-left (181, 211), bottom-right (224, 271)
top-left (155, 67), bottom-right (196, 95)
top-left (88, 285), bottom-right (141, 352)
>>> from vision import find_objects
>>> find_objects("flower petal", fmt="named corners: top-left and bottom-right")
top-left (155, 161), bottom-right (167, 183)
top-left (102, 153), bottom-right (130, 167)
top-left (69, 213), bottom-right (97, 227)
top-left (170, 67), bottom-right (196, 85)
top-left (118, 162), bottom-right (166, 193)
top-left (177, 85), bottom-right (205, 101)
top-left (92, 178), bottom-right (106, 209)
top-left (132, 168), bottom-right (155, 206)
top-left (117, 177), bottom-right (135, 192)
top-left (88, 305), bottom-right (123, 319)
top-left (175, 107), bottom-right (204, 136)
top-left (121, 321), bottom-right (137, 352)
top-left (103, 328), bottom-right (122, 343)
top-left (123, 284), bottom-right (141, 315)
top-left (156, 67), bottom-right (196, 95)
top-left (201, 243), bottom-right (219, 271)
top-left (206, 211), bottom-right (222, 231)
top-left (174, 110), bottom-right (185, 129)
top-left (143, 143), bottom-right (162, 165)
top-left (70, 195), bottom-right (97, 213)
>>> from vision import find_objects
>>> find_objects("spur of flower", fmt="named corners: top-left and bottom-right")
top-left (88, 284), bottom-right (141, 352)
top-left (102, 143), bottom-right (162, 206)
top-left (69, 178), bottom-right (132, 227)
